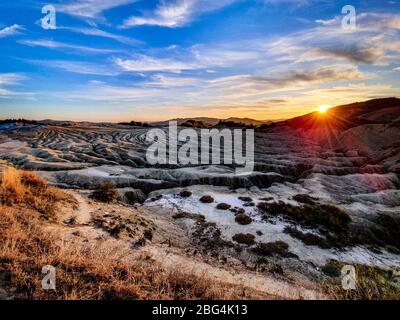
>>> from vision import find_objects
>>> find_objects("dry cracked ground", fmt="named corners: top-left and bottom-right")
top-left (1, 98), bottom-right (400, 299)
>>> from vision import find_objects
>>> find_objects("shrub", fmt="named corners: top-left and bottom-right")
top-left (238, 196), bottom-right (253, 202)
top-left (259, 197), bottom-right (273, 201)
top-left (235, 213), bottom-right (252, 225)
top-left (283, 227), bottom-right (330, 248)
top-left (232, 233), bottom-right (256, 246)
top-left (90, 182), bottom-right (118, 203)
top-left (179, 190), bottom-right (192, 198)
top-left (252, 241), bottom-right (296, 258)
top-left (372, 214), bottom-right (400, 251)
top-left (124, 190), bottom-right (146, 204)
top-left (257, 201), bottom-right (351, 232)
top-left (143, 229), bottom-right (153, 241)
top-left (243, 202), bottom-right (255, 207)
top-left (321, 260), bottom-right (342, 277)
top-left (293, 194), bottom-right (317, 205)
top-left (199, 195), bottom-right (214, 203)
top-left (216, 203), bottom-right (231, 210)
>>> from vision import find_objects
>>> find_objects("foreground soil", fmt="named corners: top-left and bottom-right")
top-left (0, 167), bottom-right (328, 300)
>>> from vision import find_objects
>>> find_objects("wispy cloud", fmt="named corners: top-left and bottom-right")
top-left (115, 55), bottom-right (200, 73)
top-left (122, 0), bottom-right (237, 28)
top-left (25, 60), bottom-right (120, 76)
top-left (58, 0), bottom-right (138, 19)
top-left (18, 39), bottom-right (119, 54)
top-left (147, 74), bottom-right (202, 87)
top-left (264, 12), bottom-right (400, 66)
top-left (114, 45), bottom-right (260, 73)
top-left (61, 27), bottom-right (142, 45)
top-left (0, 73), bottom-right (32, 98)
top-left (0, 24), bottom-right (23, 38)
top-left (0, 73), bottom-right (26, 86)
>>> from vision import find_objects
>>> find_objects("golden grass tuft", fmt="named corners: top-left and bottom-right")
top-left (0, 167), bottom-right (74, 218)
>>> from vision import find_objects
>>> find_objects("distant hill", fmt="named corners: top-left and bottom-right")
top-left (272, 97), bottom-right (400, 131)
top-left (259, 97), bottom-right (400, 171)
top-left (153, 117), bottom-right (270, 127)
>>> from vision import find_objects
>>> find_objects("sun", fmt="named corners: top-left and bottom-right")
top-left (318, 104), bottom-right (331, 113)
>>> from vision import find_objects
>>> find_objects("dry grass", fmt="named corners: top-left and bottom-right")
top-left (323, 262), bottom-right (400, 300)
top-left (90, 181), bottom-right (118, 203)
top-left (0, 167), bottom-right (74, 219)
top-left (0, 167), bottom-right (265, 300)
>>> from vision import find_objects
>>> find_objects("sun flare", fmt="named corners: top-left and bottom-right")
top-left (318, 105), bottom-right (331, 113)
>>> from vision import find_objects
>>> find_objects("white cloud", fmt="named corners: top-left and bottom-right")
top-left (0, 73), bottom-right (26, 86)
top-left (147, 74), bottom-right (202, 87)
top-left (61, 27), bottom-right (142, 46)
top-left (58, 0), bottom-right (138, 19)
top-left (0, 73), bottom-right (31, 98)
top-left (122, 0), bottom-right (237, 28)
top-left (0, 24), bottom-right (23, 38)
top-left (26, 60), bottom-right (120, 76)
top-left (114, 45), bottom-right (261, 73)
top-left (262, 12), bottom-right (400, 66)
top-left (18, 39), bottom-right (119, 54)
top-left (115, 56), bottom-right (199, 73)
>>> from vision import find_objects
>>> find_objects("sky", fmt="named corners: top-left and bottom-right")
top-left (0, 0), bottom-right (400, 122)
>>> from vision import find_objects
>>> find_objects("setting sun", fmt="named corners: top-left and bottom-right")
top-left (318, 105), bottom-right (331, 113)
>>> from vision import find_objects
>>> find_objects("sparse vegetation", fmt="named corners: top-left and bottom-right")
top-left (181, 119), bottom-right (211, 128)
top-left (293, 194), bottom-right (317, 205)
top-left (193, 221), bottom-right (234, 251)
top-left (172, 211), bottom-right (206, 223)
top-left (321, 260), bottom-right (342, 278)
top-left (238, 196), bottom-right (253, 202)
top-left (284, 227), bottom-right (330, 248)
top-left (257, 201), bottom-right (351, 232)
top-left (232, 233), bottom-right (256, 246)
top-left (371, 214), bottom-right (400, 252)
top-left (251, 241), bottom-right (296, 258)
top-left (199, 195), bottom-right (214, 203)
top-left (243, 202), bottom-right (255, 207)
top-left (0, 118), bottom-right (38, 125)
top-left (259, 197), bottom-right (273, 201)
top-left (216, 203), bottom-right (231, 210)
top-left (118, 121), bottom-right (150, 127)
top-left (0, 204), bottom-right (249, 299)
top-left (179, 190), bottom-right (192, 198)
top-left (124, 190), bottom-right (146, 204)
top-left (0, 168), bottom-right (261, 300)
top-left (235, 213), bottom-right (252, 225)
top-left (90, 182), bottom-right (118, 203)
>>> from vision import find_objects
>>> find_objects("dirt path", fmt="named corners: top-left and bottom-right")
top-left (70, 191), bottom-right (92, 225)
top-left (142, 244), bottom-right (326, 300)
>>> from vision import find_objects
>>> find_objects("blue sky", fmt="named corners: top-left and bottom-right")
top-left (0, 0), bottom-right (400, 121)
